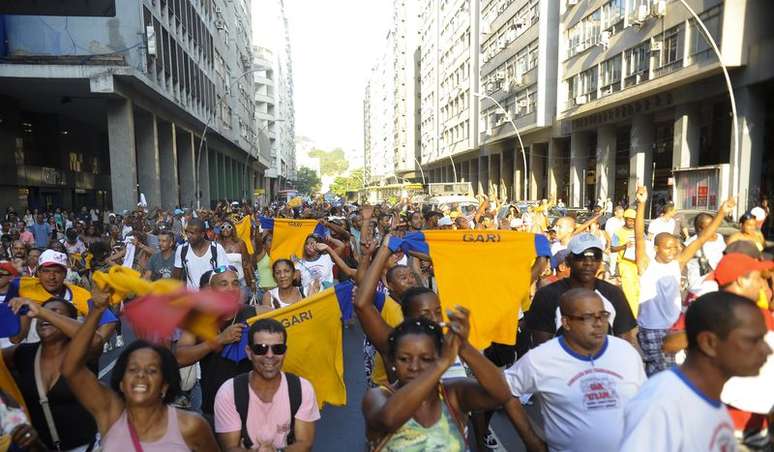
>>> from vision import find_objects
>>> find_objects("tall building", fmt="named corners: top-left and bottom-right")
top-left (478, 0), bottom-right (560, 200)
top-left (364, 31), bottom-right (396, 184)
top-left (392, 0), bottom-right (422, 179)
top-left (252, 0), bottom-right (296, 202)
top-left (554, 0), bottom-right (774, 214)
top-left (0, 0), bottom-right (261, 211)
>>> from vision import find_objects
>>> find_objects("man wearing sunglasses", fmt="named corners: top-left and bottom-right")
top-left (527, 233), bottom-right (639, 351)
top-left (505, 288), bottom-right (646, 452)
top-left (214, 319), bottom-right (319, 451)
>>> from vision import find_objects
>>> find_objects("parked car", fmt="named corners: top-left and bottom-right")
top-left (423, 195), bottom-right (479, 215)
top-left (674, 209), bottom-right (740, 238)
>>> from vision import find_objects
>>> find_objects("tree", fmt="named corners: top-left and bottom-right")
top-left (330, 168), bottom-right (365, 197)
top-left (295, 167), bottom-right (321, 195)
top-left (308, 148), bottom-right (349, 176)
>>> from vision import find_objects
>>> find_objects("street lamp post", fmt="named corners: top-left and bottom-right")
top-left (195, 67), bottom-right (266, 209)
top-left (413, 157), bottom-right (427, 185)
top-left (448, 155), bottom-right (457, 183)
top-left (473, 92), bottom-right (528, 201)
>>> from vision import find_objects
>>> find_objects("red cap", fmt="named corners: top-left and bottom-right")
top-left (714, 253), bottom-right (774, 286)
top-left (0, 261), bottom-right (19, 277)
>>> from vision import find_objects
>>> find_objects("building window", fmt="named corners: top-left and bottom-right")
top-left (580, 67), bottom-right (598, 101)
top-left (600, 54), bottom-right (622, 95)
top-left (690, 4), bottom-right (722, 61)
top-left (654, 25), bottom-right (683, 77)
top-left (624, 43), bottom-right (649, 87)
top-left (601, 0), bottom-right (624, 32)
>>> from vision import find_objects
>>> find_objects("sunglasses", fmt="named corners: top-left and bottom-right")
top-left (221, 224), bottom-right (233, 230)
top-left (572, 249), bottom-right (603, 261)
top-left (250, 343), bottom-right (287, 355)
top-left (213, 265), bottom-right (238, 274)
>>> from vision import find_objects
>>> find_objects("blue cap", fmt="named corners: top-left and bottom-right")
top-left (567, 233), bottom-right (605, 255)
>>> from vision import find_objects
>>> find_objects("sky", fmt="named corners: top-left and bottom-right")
top-left (284, 0), bottom-right (391, 165)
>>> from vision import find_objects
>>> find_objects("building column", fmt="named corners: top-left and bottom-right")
top-left (198, 139), bottom-right (211, 209)
top-left (733, 86), bottom-right (765, 213)
top-left (469, 159), bottom-right (479, 195)
top-left (135, 111), bottom-right (161, 208)
top-left (532, 143), bottom-right (548, 199)
top-left (177, 129), bottom-right (196, 208)
top-left (478, 155), bottom-right (489, 195)
top-left (107, 98), bottom-right (138, 213)
top-left (489, 153), bottom-right (500, 199)
top-left (158, 121), bottom-right (179, 209)
top-left (596, 125), bottom-right (616, 202)
top-left (570, 132), bottom-right (589, 208)
top-left (547, 138), bottom-right (561, 198)
top-left (672, 103), bottom-right (700, 169)
top-left (629, 113), bottom-right (655, 203)
top-left (501, 150), bottom-right (513, 202)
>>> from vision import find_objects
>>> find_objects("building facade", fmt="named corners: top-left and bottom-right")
top-left (392, 0), bottom-right (422, 179)
top-left (252, 0), bottom-right (296, 203)
top-left (364, 31), bottom-right (396, 183)
top-left (0, 0), bottom-right (263, 212)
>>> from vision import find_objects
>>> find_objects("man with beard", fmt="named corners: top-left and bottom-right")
top-left (214, 319), bottom-right (319, 451)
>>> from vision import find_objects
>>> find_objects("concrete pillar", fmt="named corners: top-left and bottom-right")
top-left (479, 155), bottom-right (489, 195)
top-left (158, 121), bottom-right (179, 209)
top-left (198, 139), bottom-right (211, 208)
top-left (547, 139), bottom-right (561, 197)
top-left (629, 113), bottom-right (655, 203)
top-left (672, 103), bottom-right (700, 169)
top-left (596, 125), bottom-right (616, 202)
top-left (107, 98), bottom-right (138, 213)
top-left (135, 111), bottom-right (161, 208)
top-left (529, 143), bottom-right (546, 200)
top-left (502, 150), bottom-right (514, 202)
top-left (469, 158), bottom-right (479, 195)
top-left (177, 129), bottom-right (196, 208)
top-left (489, 153), bottom-right (500, 199)
top-left (734, 86), bottom-right (764, 213)
top-left (570, 132), bottom-right (590, 208)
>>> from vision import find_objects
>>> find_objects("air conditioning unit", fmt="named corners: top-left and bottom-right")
top-left (651, 41), bottom-right (662, 51)
top-left (495, 70), bottom-right (506, 80)
top-left (637, 4), bottom-right (649, 22)
top-left (575, 95), bottom-right (588, 105)
top-left (599, 31), bottom-right (611, 48)
top-left (518, 99), bottom-right (529, 108)
top-left (653, 0), bottom-right (666, 17)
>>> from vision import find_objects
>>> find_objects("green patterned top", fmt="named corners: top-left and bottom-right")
top-left (379, 395), bottom-right (466, 452)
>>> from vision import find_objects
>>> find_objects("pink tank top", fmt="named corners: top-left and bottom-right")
top-left (102, 405), bottom-right (190, 451)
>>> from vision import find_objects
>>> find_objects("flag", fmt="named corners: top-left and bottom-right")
top-left (246, 286), bottom-right (348, 407)
top-left (390, 230), bottom-right (551, 350)
top-left (124, 289), bottom-right (240, 342)
top-left (0, 353), bottom-right (27, 417)
top-left (262, 218), bottom-right (329, 262)
top-left (235, 215), bottom-right (254, 255)
top-left (92, 266), bottom-right (183, 305)
top-left (0, 304), bottom-right (20, 338)
top-left (8, 277), bottom-right (94, 317)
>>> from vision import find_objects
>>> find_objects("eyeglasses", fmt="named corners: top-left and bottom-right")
top-left (221, 224), bottom-right (233, 230)
top-left (213, 265), bottom-right (238, 274)
top-left (250, 343), bottom-right (287, 355)
top-left (564, 311), bottom-right (611, 324)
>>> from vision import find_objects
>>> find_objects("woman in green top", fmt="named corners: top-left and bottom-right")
top-left (362, 309), bottom-right (511, 451)
top-left (254, 233), bottom-right (276, 292)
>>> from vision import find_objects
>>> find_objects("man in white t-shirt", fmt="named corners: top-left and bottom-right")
top-left (505, 288), bottom-right (646, 452)
top-left (685, 212), bottom-right (726, 295)
top-left (214, 318), bottom-right (320, 451)
top-left (647, 202), bottom-right (679, 239)
top-left (605, 206), bottom-right (625, 276)
top-left (620, 291), bottom-right (771, 451)
top-left (173, 218), bottom-right (229, 289)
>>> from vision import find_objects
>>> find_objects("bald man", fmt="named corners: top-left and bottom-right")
top-left (505, 288), bottom-right (645, 452)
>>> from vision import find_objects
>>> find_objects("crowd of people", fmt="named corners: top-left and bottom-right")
top-left (0, 190), bottom-right (770, 451)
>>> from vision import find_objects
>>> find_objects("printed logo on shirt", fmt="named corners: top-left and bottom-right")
top-left (708, 422), bottom-right (735, 452)
top-left (580, 375), bottom-right (620, 410)
top-left (461, 233), bottom-right (501, 243)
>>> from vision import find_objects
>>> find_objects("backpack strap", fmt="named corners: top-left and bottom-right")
top-left (285, 372), bottom-right (302, 446)
top-left (209, 242), bottom-right (218, 270)
top-left (233, 373), bottom-right (254, 449)
top-left (180, 244), bottom-right (191, 285)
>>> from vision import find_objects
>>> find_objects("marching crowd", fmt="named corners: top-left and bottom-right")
top-left (0, 190), bottom-right (770, 452)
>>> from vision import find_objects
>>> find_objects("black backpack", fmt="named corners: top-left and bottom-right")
top-left (180, 242), bottom-right (218, 286)
top-left (233, 372), bottom-right (302, 448)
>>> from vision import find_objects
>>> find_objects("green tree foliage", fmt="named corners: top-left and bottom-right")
top-left (295, 167), bottom-right (321, 194)
top-left (308, 148), bottom-right (349, 176)
top-left (329, 168), bottom-right (365, 196)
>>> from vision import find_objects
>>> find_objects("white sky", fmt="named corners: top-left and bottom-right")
top-left (285, 0), bottom-right (392, 163)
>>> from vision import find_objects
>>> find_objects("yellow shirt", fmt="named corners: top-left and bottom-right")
top-left (371, 297), bottom-right (404, 386)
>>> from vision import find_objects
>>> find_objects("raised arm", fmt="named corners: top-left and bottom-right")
top-left (678, 197), bottom-right (735, 268)
top-left (353, 242), bottom-right (394, 356)
top-left (316, 243), bottom-right (356, 279)
top-left (573, 211), bottom-right (603, 234)
top-left (634, 186), bottom-right (649, 275)
top-left (61, 287), bottom-right (123, 433)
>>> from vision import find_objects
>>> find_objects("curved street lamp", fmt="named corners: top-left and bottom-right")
top-left (473, 92), bottom-right (528, 201)
top-left (413, 157), bottom-right (427, 185)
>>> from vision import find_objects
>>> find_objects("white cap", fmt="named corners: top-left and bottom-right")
top-left (438, 216), bottom-right (453, 226)
top-left (750, 206), bottom-right (766, 222)
top-left (38, 250), bottom-right (68, 269)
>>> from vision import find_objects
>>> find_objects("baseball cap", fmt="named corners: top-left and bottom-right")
top-left (0, 261), bottom-right (19, 277)
top-left (567, 233), bottom-right (605, 255)
top-left (714, 253), bottom-right (774, 286)
top-left (750, 206), bottom-right (766, 222)
top-left (38, 250), bottom-right (68, 269)
top-left (623, 209), bottom-right (637, 219)
top-left (437, 216), bottom-right (453, 227)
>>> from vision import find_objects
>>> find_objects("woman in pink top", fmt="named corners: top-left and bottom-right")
top-left (62, 287), bottom-right (219, 451)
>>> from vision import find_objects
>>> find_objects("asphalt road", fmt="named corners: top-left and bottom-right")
top-left (100, 320), bottom-right (528, 451)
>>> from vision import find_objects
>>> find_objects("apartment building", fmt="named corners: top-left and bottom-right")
top-left (0, 0), bottom-right (263, 211)
top-left (555, 0), bottom-right (774, 214)
top-left (364, 31), bottom-right (396, 183)
top-left (393, 0), bottom-right (422, 179)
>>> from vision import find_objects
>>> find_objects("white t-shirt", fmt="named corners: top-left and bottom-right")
top-left (505, 336), bottom-right (646, 452)
top-left (550, 241), bottom-right (566, 256)
top-left (620, 368), bottom-right (736, 452)
top-left (721, 329), bottom-right (774, 414)
top-left (605, 216), bottom-right (625, 236)
top-left (685, 233), bottom-right (725, 293)
top-left (298, 254), bottom-right (335, 290)
top-left (174, 242), bottom-right (229, 289)
top-left (637, 260), bottom-right (682, 329)
top-left (647, 217), bottom-right (676, 238)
